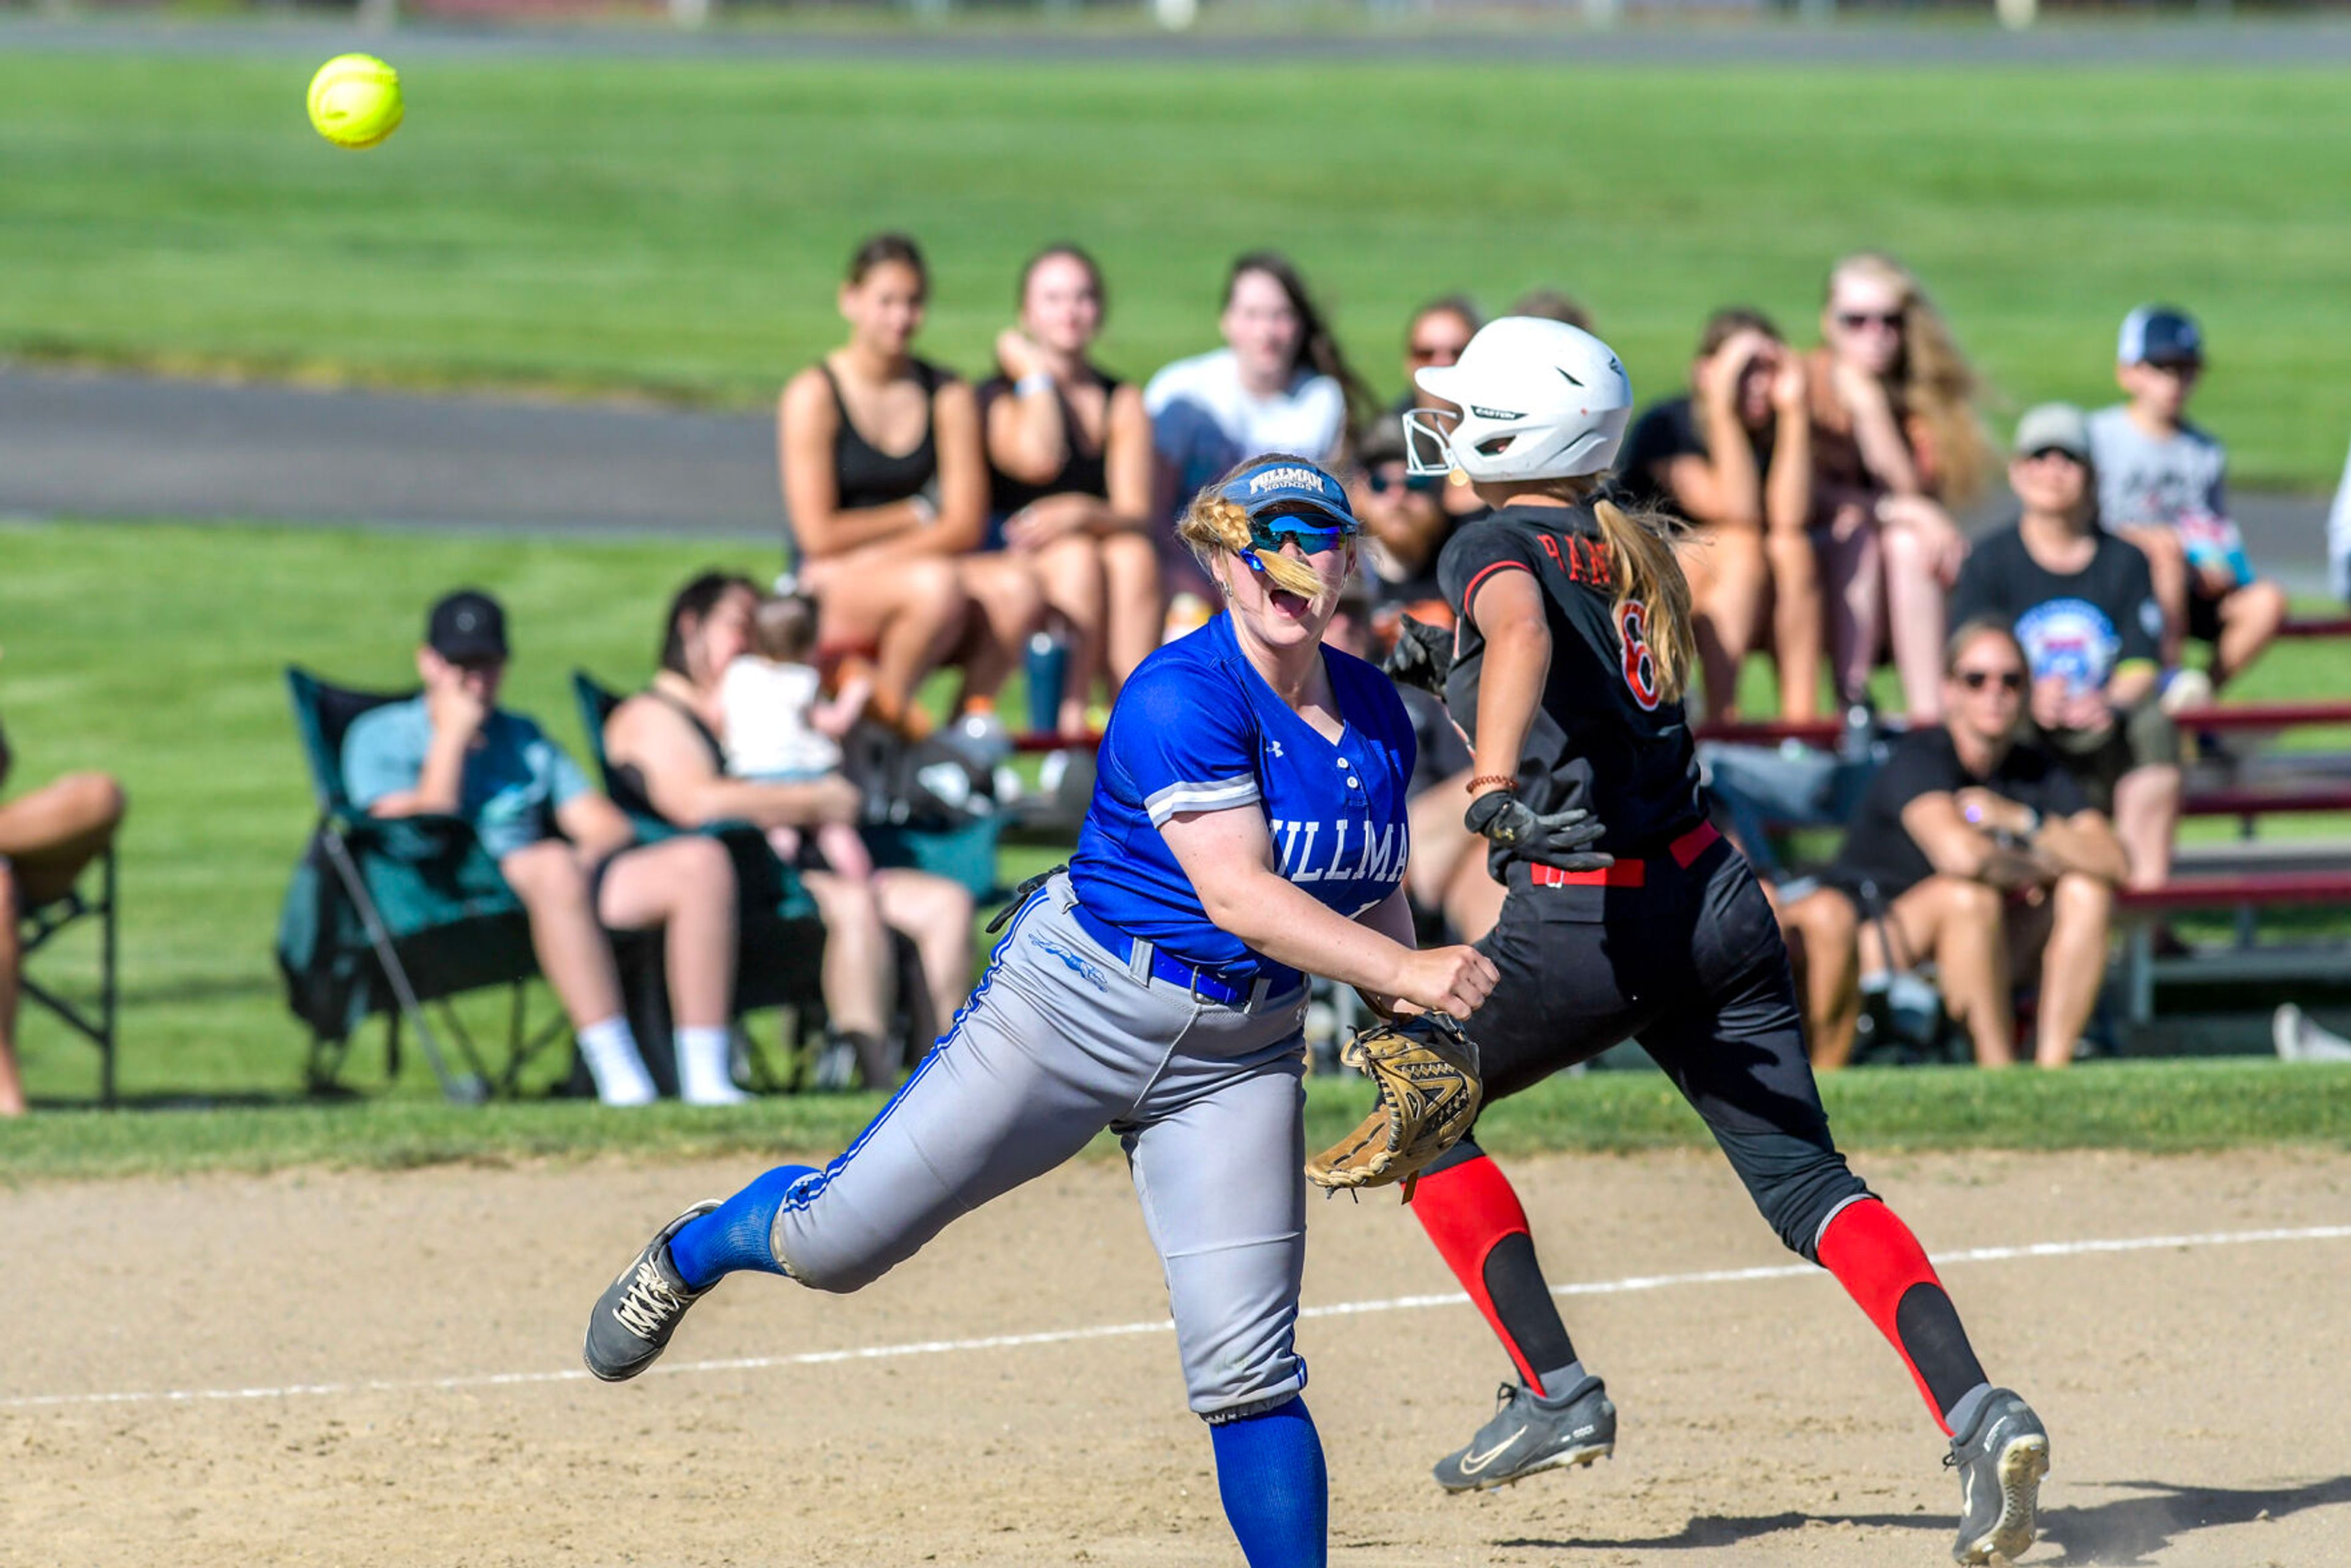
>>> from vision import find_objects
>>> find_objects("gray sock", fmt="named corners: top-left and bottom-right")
top-left (1534, 1360), bottom-right (1591, 1404)
top-left (1944, 1381), bottom-right (1995, 1441)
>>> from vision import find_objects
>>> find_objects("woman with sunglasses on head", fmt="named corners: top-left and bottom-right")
top-left (1809, 253), bottom-right (1995, 720)
top-left (981, 244), bottom-right (1163, 732)
top-left (779, 233), bottom-right (1038, 744)
top-left (1388, 316), bottom-right (2049, 1566)
top-left (583, 455), bottom-right (1496, 1568)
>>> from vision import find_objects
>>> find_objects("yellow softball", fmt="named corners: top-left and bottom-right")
top-left (307, 54), bottom-right (403, 151)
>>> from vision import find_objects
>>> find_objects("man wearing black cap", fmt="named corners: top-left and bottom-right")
top-left (342, 590), bottom-right (743, 1106)
top-left (2088, 305), bottom-right (2288, 702)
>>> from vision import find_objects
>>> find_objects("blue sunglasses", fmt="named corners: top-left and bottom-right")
top-left (1247, 509), bottom-right (1355, 557)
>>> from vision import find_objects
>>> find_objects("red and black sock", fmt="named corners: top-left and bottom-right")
top-left (1816, 1197), bottom-right (1988, 1434)
top-left (1411, 1147), bottom-right (1578, 1395)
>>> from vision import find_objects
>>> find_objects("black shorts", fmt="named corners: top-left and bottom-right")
top-left (1466, 829), bottom-right (1867, 1259)
top-left (2186, 583), bottom-right (2227, 645)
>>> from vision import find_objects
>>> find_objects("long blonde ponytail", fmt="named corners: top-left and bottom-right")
top-left (1591, 497), bottom-right (1695, 707)
top-left (1178, 482), bottom-right (1329, 601)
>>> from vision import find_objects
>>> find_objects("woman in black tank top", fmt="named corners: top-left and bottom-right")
top-left (780, 233), bottom-right (1040, 743)
top-left (978, 245), bottom-right (1163, 735)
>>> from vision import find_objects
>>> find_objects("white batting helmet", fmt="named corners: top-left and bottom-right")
top-left (1403, 317), bottom-right (1634, 484)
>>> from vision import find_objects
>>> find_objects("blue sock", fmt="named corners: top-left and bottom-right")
top-left (666, 1164), bottom-right (816, 1290)
top-left (1209, 1397), bottom-right (1327, 1568)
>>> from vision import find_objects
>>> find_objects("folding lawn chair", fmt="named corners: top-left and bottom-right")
top-left (276, 667), bottom-right (571, 1103)
top-left (17, 845), bottom-right (120, 1105)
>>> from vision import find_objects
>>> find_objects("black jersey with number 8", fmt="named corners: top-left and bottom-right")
top-left (1436, 502), bottom-right (1706, 865)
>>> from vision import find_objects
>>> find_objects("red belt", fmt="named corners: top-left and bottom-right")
top-left (1527, 820), bottom-right (1720, 889)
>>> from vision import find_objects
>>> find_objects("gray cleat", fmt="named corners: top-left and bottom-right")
top-left (1947, 1387), bottom-right (2050, 1565)
top-left (582, 1201), bottom-right (719, 1383)
top-left (1434, 1375), bottom-right (1616, 1493)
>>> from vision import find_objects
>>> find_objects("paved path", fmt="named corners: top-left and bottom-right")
top-left (12, 15), bottom-right (2351, 66)
top-left (6, 367), bottom-right (2331, 590)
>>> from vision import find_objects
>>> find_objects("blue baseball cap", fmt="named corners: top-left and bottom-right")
top-left (2119, 305), bottom-right (2203, 367)
top-left (1217, 458), bottom-right (1359, 535)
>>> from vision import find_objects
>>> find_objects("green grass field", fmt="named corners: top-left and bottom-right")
top-left (5, 515), bottom-right (2349, 1142)
top-left (7, 54), bottom-right (2350, 486)
top-left (6, 1057), bottom-right (2347, 1182)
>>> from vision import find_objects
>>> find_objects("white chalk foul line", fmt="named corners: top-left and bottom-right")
top-left (5, 1221), bottom-right (2346, 1414)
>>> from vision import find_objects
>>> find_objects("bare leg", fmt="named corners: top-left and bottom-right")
top-left (2110, 763), bottom-right (2181, 891)
top-left (1766, 519), bottom-right (1827, 719)
top-left (2120, 526), bottom-right (2189, 669)
top-left (1098, 531), bottom-right (1165, 698)
top-left (1029, 535), bottom-right (1108, 732)
top-left (0, 773), bottom-right (128, 906)
top-left (2032, 872), bottom-right (2112, 1068)
top-left (1406, 768), bottom-right (1479, 909)
top-left (1883, 875), bottom-right (2014, 1066)
top-left (500, 841), bottom-right (627, 1029)
top-left (817, 553), bottom-right (969, 725)
top-left (1815, 512), bottom-right (1883, 711)
top-left (1684, 522), bottom-right (1767, 719)
top-left (2213, 579), bottom-right (2289, 691)
top-left (599, 835), bottom-right (738, 1031)
top-left (1781, 887), bottom-right (1861, 1071)
top-left (956, 553), bottom-right (1047, 706)
top-left (811, 820), bottom-right (875, 881)
top-left (1881, 522), bottom-right (1949, 722)
top-left (1441, 851), bottom-right (1507, 945)
top-left (874, 867), bottom-right (975, 1039)
top-left (799, 869), bottom-right (893, 1040)
top-left (0, 863), bottom-right (23, 1116)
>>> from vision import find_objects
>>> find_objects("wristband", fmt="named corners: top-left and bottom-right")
top-left (1014, 372), bottom-right (1054, 399)
top-left (1465, 774), bottom-right (1517, 796)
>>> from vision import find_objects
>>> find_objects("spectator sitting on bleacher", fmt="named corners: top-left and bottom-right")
top-left (2090, 305), bottom-right (2289, 707)
top-left (2330, 433), bottom-right (2351, 605)
top-left (1807, 253), bottom-right (1993, 721)
top-left (1615, 307), bottom-right (1821, 720)
top-left (780, 233), bottom-right (1029, 756)
top-left (344, 590), bottom-right (743, 1107)
top-left (605, 574), bottom-right (977, 1088)
top-left (1390, 296), bottom-right (1488, 527)
top-left (721, 590), bottom-right (876, 884)
top-left (1951, 403), bottom-right (2182, 897)
top-left (1350, 419), bottom-right (1455, 610)
top-left (1145, 251), bottom-right (1369, 539)
top-left (1794, 618), bottom-right (2128, 1069)
top-left (1508, 288), bottom-right (1594, 332)
top-left (0, 713), bottom-right (127, 1116)
top-left (980, 244), bottom-right (1162, 733)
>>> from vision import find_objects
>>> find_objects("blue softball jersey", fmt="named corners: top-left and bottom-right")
top-left (1068, 611), bottom-right (1417, 978)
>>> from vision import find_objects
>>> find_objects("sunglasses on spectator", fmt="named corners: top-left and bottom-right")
top-left (1836, 310), bottom-right (1905, 332)
top-left (2024, 446), bottom-right (2086, 465)
top-left (1408, 340), bottom-right (1471, 363)
top-left (1955, 669), bottom-right (2026, 692)
top-left (1365, 468), bottom-right (1439, 497)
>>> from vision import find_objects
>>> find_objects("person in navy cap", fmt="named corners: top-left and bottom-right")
top-left (2089, 305), bottom-right (2289, 706)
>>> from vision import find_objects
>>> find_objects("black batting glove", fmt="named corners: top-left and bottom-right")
top-left (1382, 614), bottom-right (1454, 696)
top-left (1464, 789), bottom-right (1614, 871)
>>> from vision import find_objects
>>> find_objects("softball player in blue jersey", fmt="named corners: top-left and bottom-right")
top-left (581, 454), bottom-right (1498, 1568)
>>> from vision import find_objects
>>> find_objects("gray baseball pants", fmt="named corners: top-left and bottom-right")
top-left (770, 873), bottom-right (1313, 1422)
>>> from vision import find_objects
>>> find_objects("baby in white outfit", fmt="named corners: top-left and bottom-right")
top-left (719, 593), bottom-right (874, 880)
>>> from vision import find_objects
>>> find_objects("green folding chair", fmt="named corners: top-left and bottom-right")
top-left (276, 667), bottom-right (571, 1102)
top-left (17, 846), bottom-right (120, 1105)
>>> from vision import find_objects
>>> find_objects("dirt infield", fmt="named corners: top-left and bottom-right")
top-left (8, 1148), bottom-right (2349, 1566)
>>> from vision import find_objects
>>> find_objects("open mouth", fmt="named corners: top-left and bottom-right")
top-left (1268, 587), bottom-right (1311, 618)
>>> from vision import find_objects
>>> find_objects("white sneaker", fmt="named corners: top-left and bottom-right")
top-left (2274, 1003), bottom-right (2351, 1063)
top-left (2159, 667), bottom-right (2213, 716)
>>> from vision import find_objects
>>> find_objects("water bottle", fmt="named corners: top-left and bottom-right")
top-left (1025, 629), bottom-right (1070, 737)
top-left (1839, 698), bottom-right (1877, 763)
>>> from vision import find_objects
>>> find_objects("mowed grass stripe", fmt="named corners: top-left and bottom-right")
top-left (4, 57), bottom-right (2349, 483)
top-left (4, 1059), bottom-right (2349, 1183)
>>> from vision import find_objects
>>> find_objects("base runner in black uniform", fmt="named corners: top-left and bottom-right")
top-left (1390, 318), bottom-right (2050, 1567)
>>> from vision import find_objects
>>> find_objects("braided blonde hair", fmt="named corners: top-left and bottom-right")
top-left (1177, 455), bottom-right (1336, 601)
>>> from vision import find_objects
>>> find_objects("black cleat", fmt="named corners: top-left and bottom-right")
top-left (1947, 1387), bottom-right (2050, 1565)
top-left (582, 1202), bottom-right (719, 1383)
top-left (1434, 1375), bottom-right (1616, 1493)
